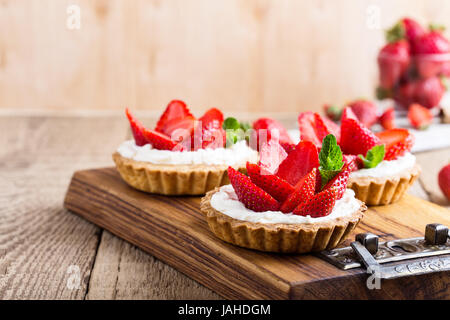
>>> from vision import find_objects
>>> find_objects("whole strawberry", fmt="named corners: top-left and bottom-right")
top-left (348, 99), bottom-right (379, 128)
top-left (414, 26), bottom-right (450, 78)
top-left (386, 17), bottom-right (425, 44)
top-left (378, 40), bottom-right (411, 90)
top-left (414, 76), bottom-right (445, 109)
top-left (438, 164), bottom-right (450, 201)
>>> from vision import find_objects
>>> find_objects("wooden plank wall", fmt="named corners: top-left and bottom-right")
top-left (1, 0), bottom-right (450, 113)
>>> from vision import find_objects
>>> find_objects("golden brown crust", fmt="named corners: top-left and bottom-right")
top-left (113, 152), bottom-right (246, 195)
top-left (200, 188), bottom-right (366, 253)
top-left (347, 164), bottom-right (421, 206)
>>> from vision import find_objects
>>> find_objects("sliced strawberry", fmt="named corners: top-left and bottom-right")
top-left (379, 107), bottom-right (395, 130)
top-left (142, 127), bottom-right (180, 151)
top-left (323, 166), bottom-right (350, 199)
top-left (258, 140), bottom-right (288, 174)
top-left (246, 163), bottom-right (294, 203)
top-left (340, 118), bottom-right (381, 156)
top-left (276, 141), bottom-right (319, 186)
top-left (280, 142), bottom-right (296, 154)
top-left (298, 112), bottom-right (340, 147)
top-left (408, 103), bottom-right (433, 129)
top-left (343, 154), bottom-right (363, 172)
top-left (375, 128), bottom-right (414, 160)
top-left (280, 168), bottom-right (317, 213)
top-left (298, 112), bottom-right (321, 146)
top-left (227, 167), bottom-right (280, 212)
top-left (322, 115), bottom-right (341, 142)
top-left (293, 186), bottom-right (339, 218)
top-left (155, 100), bottom-right (194, 134)
top-left (196, 108), bottom-right (225, 150)
top-left (162, 116), bottom-right (196, 141)
top-left (125, 108), bottom-right (148, 146)
top-left (253, 118), bottom-right (293, 148)
top-left (313, 113), bottom-right (331, 143)
top-left (341, 107), bottom-right (358, 122)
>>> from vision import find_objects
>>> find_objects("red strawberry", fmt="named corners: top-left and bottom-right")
top-left (155, 100), bottom-right (194, 134)
top-left (408, 103), bottom-right (433, 129)
top-left (276, 141), bottom-right (319, 186)
top-left (253, 118), bottom-right (293, 147)
top-left (348, 99), bottom-right (379, 128)
top-left (258, 140), bottom-right (287, 174)
top-left (379, 107), bottom-right (395, 130)
top-left (141, 127), bottom-right (180, 151)
top-left (438, 164), bottom-right (450, 201)
top-left (413, 28), bottom-right (450, 55)
top-left (377, 40), bottom-right (411, 90)
top-left (298, 112), bottom-right (321, 146)
top-left (323, 166), bottom-right (350, 199)
top-left (323, 104), bottom-right (342, 122)
top-left (246, 163), bottom-right (295, 203)
top-left (195, 108), bottom-right (225, 150)
top-left (162, 116), bottom-right (196, 147)
top-left (125, 108), bottom-right (148, 146)
top-left (414, 28), bottom-right (450, 78)
top-left (386, 18), bottom-right (425, 44)
top-left (343, 154), bottom-right (363, 172)
top-left (293, 186), bottom-right (339, 218)
top-left (298, 112), bottom-right (340, 147)
top-left (402, 18), bottom-right (426, 42)
top-left (394, 80), bottom-right (418, 108)
top-left (413, 77), bottom-right (445, 109)
top-left (227, 167), bottom-right (280, 212)
top-left (279, 142), bottom-right (296, 154)
top-left (280, 168), bottom-right (316, 213)
top-left (340, 107), bottom-right (358, 122)
top-left (340, 118), bottom-right (381, 156)
top-left (375, 128), bottom-right (414, 160)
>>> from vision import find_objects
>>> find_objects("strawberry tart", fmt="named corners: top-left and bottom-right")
top-left (200, 135), bottom-right (366, 253)
top-left (113, 100), bottom-right (258, 195)
top-left (298, 108), bottom-right (420, 205)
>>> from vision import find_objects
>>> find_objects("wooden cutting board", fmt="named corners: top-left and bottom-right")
top-left (64, 167), bottom-right (450, 299)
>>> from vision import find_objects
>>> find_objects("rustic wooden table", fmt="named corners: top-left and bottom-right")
top-left (0, 113), bottom-right (449, 300)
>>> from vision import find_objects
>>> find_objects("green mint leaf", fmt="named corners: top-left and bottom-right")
top-left (223, 117), bottom-right (240, 130)
top-left (318, 134), bottom-right (344, 187)
top-left (359, 145), bottom-right (385, 169)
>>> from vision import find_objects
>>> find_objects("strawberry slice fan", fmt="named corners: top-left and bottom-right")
top-left (228, 134), bottom-right (351, 218)
top-left (125, 101), bottom-right (226, 151)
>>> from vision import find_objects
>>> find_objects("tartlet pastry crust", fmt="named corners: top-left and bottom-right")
top-left (200, 188), bottom-right (366, 253)
top-left (347, 164), bottom-right (421, 206)
top-left (113, 152), bottom-right (246, 195)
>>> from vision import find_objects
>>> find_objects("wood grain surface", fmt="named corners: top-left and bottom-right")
top-left (64, 167), bottom-right (450, 299)
top-left (1, 114), bottom-right (449, 299)
top-left (2, 0), bottom-right (450, 112)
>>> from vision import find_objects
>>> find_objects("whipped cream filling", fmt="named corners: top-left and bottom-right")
top-left (210, 185), bottom-right (361, 225)
top-left (117, 140), bottom-right (258, 166)
top-left (350, 152), bottom-right (416, 179)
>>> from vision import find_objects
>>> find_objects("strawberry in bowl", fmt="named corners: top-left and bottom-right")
top-left (200, 134), bottom-right (366, 253)
top-left (377, 17), bottom-right (450, 109)
top-left (339, 107), bottom-right (421, 205)
top-left (113, 100), bottom-right (258, 195)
